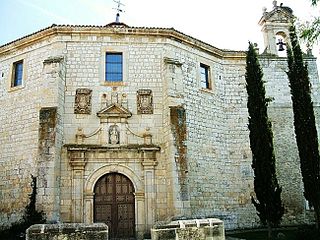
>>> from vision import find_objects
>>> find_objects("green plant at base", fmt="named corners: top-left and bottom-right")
top-left (23, 175), bottom-right (46, 226)
top-left (0, 175), bottom-right (46, 239)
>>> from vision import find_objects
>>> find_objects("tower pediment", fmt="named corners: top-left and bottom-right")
top-left (265, 10), bottom-right (292, 23)
top-left (259, 5), bottom-right (294, 26)
top-left (97, 103), bottom-right (132, 119)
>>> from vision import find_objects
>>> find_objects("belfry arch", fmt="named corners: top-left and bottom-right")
top-left (259, 1), bottom-right (294, 55)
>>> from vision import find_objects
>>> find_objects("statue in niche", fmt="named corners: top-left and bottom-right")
top-left (109, 125), bottom-right (120, 144)
top-left (74, 88), bottom-right (92, 114)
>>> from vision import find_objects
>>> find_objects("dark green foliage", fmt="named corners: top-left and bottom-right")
top-left (0, 175), bottom-right (45, 239)
top-left (23, 175), bottom-right (46, 225)
top-left (300, 18), bottom-right (320, 47)
top-left (287, 25), bottom-right (320, 228)
top-left (245, 42), bottom-right (284, 230)
top-left (300, 0), bottom-right (320, 46)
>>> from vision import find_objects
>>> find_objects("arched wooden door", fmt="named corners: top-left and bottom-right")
top-left (94, 173), bottom-right (135, 239)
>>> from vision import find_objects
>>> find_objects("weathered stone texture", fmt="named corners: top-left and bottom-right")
top-left (26, 223), bottom-right (108, 240)
top-left (0, 19), bottom-right (319, 237)
top-left (151, 218), bottom-right (225, 240)
top-left (261, 56), bottom-right (320, 225)
top-left (0, 40), bottom-right (65, 226)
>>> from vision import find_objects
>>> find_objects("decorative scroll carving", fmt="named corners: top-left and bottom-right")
top-left (109, 125), bottom-right (120, 145)
top-left (75, 127), bottom-right (102, 144)
top-left (137, 89), bottom-right (153, 114)
top-left (74, 88), bottom-right (92, 114)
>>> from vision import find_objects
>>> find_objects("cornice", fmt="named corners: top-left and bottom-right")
top-left (0, 24), bottom-right (246, 60)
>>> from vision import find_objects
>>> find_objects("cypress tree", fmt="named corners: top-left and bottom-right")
top-left (287, 25), bottom-right (320, 229)
top-left (245, 42), bottom-right (284, 239)
top-left (23, 175), bottom-right (45, 225)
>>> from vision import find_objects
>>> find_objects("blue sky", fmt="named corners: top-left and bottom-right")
top-left (0, 0), bottom-right (319, 53)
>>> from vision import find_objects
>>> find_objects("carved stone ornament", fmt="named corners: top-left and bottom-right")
top-left (109, 125), bottom-right (120, 144)
top-left (137, 89), bottom-right (153, 114)
top-left (74, 88), bottom-right (92, 114)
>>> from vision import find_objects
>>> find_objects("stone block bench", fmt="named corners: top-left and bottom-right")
top-left (151, 218), bottom-right (225, 240)
top-left (26, 223), bottom-right (108, 240)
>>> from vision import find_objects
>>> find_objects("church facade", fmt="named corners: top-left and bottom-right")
top-left (0, 2), bottom-right (319, 239)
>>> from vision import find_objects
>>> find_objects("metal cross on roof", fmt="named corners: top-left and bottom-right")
top-left (113, 0), bottom-right (125, 23)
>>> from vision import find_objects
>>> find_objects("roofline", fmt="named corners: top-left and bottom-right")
top-left (0, 24), bottom-right (246, 59)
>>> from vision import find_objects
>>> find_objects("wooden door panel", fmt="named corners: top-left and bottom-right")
top-left (94, 173), bottom-right (135, 239)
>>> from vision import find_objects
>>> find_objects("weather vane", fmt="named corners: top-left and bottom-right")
top-left (113, 0), bottom-right (125, 23)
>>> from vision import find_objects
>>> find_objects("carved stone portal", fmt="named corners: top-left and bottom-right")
top-left (137, 89), bottom-right (153, 114)
top-left (74, 88), bottom-right (92, 114)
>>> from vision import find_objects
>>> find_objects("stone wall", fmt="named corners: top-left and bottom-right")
top-left (261, 55), bottom-right (320, 225)
top-left (162, 41), bottom-right (257, 228)
top-left (162, 41), bottom-right (320, 229)
top-left (26, 223), bottom-right (108, 240)
top-left (0, 38), bottom-right (65, 227)
top-left (0, 24), bottom-right (319, 233)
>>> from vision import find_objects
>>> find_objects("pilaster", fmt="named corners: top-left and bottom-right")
top-left (69, 150), bottom-right (87, 222)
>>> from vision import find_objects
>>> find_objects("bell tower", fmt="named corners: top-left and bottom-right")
top-left (259, 1), bottom-right (295, 55)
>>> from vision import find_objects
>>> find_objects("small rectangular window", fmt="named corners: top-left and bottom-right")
top-left (105, 53), bottom-right (123, 82)
top-left (12, 60), bottom-right (23, 87)
top-left (200, 63), bottom-right (211, 89)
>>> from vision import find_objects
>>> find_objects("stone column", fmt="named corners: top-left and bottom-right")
top-left (135, 191), bottom-right (145, 239)
top-left (69, 150), bottom-right (87, 223)
top-left (141, 150), bottom-right (158, 231)
top-left (84, 193), bottom-right (94, 224)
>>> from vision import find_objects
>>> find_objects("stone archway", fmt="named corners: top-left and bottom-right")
top-left (85, 164), bottom-right (142, 194)
top-left (94, 173), bottom-right (135, 239)
top-left (83, 164), bottom-right (146, 239)
top-left (67, 145), bottom-right (160, 240)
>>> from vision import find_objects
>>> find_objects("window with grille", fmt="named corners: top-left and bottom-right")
top-left (105, 53), bottom-right (123, 82)
top-left (200, 63), bottom-right (211, 89)
top-left (12, 60), bottom-right (23, 87)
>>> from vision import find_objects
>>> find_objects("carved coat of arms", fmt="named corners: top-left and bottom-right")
top-left (74, 88), bottom-right (92, 114)
top-left (137, 89), bottom-right (153, 114)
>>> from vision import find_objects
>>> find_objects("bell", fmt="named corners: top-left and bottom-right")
top-left (278, 44), bottom-right (285, 51)
top-left (277, 39), bottom-right (286, 51)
